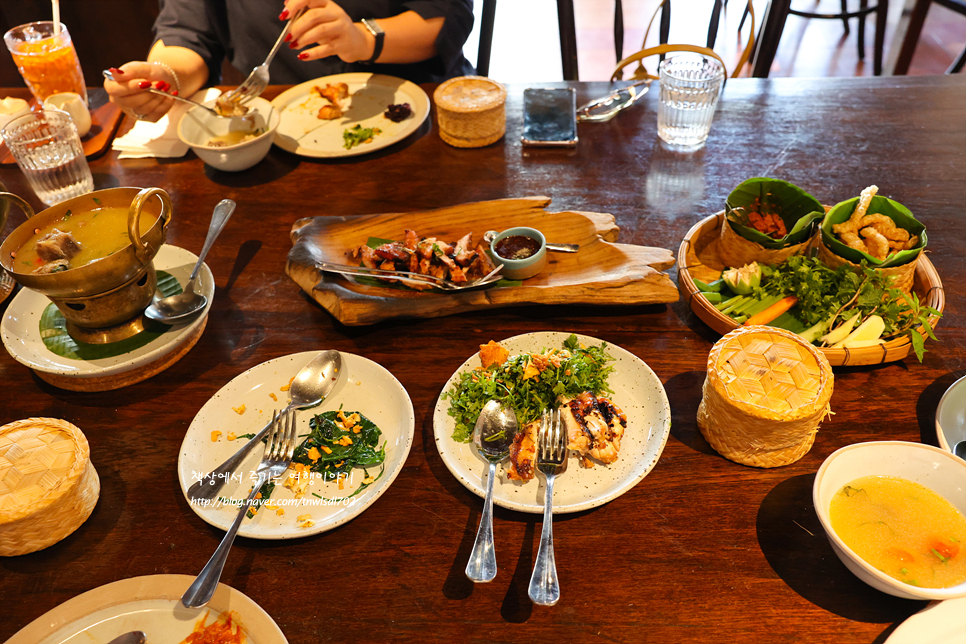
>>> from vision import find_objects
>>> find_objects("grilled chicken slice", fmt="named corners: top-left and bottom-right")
top-left (559, 392), bottom-right (627, 466)
top-left (506, 419), bottom-right (539, 481)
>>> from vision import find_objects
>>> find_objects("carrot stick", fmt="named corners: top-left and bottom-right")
top-left (743, 296), bottom-right (798, 326)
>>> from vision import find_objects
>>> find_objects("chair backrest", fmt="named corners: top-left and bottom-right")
top-left (611, 0), bottom-right (757, 82)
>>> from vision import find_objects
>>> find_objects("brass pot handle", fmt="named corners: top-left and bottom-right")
top-left (0, 191), bottom-right (37, 231)
top-left (128, 187), bottom-right (173, 264)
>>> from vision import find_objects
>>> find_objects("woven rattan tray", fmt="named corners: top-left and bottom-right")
top-left (677, 213), bottom-right (945, 367)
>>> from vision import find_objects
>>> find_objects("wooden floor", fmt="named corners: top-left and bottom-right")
top-left (467, 0), bottom-right (965, 82)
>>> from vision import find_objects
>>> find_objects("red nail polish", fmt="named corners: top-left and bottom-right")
top-left (297, 52), bottom-right (309, 60)
top-left (279, 9), bottom-right (289, 20)
top-left (138, 80), bottom-right (151, 89)
top-left (284, 33), bottom-right (292, 43)
top-left (289, 41), bottom-right (299, 49)
top-left (109, 67), bottom-right (122, 75)
top-left (171, 90), bottom-right (179, 96)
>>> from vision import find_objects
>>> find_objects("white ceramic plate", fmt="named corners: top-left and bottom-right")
top-left (4, 574), bottom-right (287, 644)
top-left (270, 73), bottom-right (430, 158)
top-left (178, 351), bottom-right (414, 539)
top-left (936, 374), bottom-right (966, 454)
top-left (433, 332), bottom-right (672, 514)
top-left (0, 245), bottom-right (213, 378)
top-left (885, 596), bottom-right (966, 643)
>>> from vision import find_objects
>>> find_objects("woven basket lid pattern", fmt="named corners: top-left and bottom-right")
top-left (0, 418), bottom-right (89, 523)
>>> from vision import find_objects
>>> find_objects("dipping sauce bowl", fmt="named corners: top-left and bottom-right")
top-left (489, 227), bottom-right (547, 280)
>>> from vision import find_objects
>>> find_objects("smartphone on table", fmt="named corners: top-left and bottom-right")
top-left (521, 88), bottom-right (578, 147)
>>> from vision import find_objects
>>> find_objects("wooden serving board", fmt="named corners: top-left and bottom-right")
top-left (1, 88), bottom-right (123, 165)
top-left (287, 196), bottom-right (678, 326)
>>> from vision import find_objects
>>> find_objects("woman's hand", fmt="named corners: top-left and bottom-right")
top-left (282, 0), bottom-right (372, 63)
top-left (103, 62), bottom-right (177, 123)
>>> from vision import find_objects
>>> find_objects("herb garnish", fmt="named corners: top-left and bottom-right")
top-left (444, 334), bottom-right (614, 444)
top-left (343, 124), bottom-right (382, 149)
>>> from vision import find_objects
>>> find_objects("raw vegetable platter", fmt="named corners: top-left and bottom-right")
top-left (676, 213), bottom-right (945, 367)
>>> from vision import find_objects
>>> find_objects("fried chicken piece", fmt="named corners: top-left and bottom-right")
top-left (507, 420), bottom-right (538, 481)
top-left (839, 230), bottom-right (868, 253)
top-left (859, 214), bottom-right (910, 242)
top-left (317, 104), bottom-right (343, 120)
top-left (860, 225), bottom-right (891, 260)
top-left (318, 83), bottom-right (349, 103)
top-left (559, 392), bottom-right (627, 466)
top-left (833, 185), bottom-right (879, 236)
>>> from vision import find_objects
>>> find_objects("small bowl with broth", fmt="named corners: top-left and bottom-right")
top-left (813, 441), bottom-right (966, 600)
top-left (178, 96), bottom-right (279, 172)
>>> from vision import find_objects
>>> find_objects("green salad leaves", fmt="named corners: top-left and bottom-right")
top-left (444, 334), bottom-right (615, 443)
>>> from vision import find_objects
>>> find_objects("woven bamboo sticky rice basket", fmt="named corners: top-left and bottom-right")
top-left (697, 326), bottom-right (834, 468)
top-left (0, 418), bottom-right (100, 556)
top-left (677, 213), bottom-right (945, 367)
top-left (433, 76), bottom-right (506, 148)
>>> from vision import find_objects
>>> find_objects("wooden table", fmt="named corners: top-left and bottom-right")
top-left (1, 74), bottom-right (964, 643)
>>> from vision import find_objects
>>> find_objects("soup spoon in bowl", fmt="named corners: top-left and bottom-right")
top-left (144, 199), bottom-right (236, 324)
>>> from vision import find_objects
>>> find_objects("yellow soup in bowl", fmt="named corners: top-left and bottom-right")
top-left (13, 206), bottom-right (159, 274)
top-left (829, 475), bottom-right (966, 589)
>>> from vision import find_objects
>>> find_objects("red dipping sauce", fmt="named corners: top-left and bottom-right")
top-left (495, 235), bottom-right (541, 260)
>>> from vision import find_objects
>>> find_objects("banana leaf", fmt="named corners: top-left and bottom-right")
top-left (724, 178), bottom-right (825, 249)
top-left (821, 196), bottom-right (926, 267)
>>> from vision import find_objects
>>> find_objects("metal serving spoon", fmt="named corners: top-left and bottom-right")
top-left (483, 230), bottom-right (579, 253)
top-left (955, 440), bottom-right (966, 461)
top-left (106, 632), bottom-right (145, 644)
top-left (186, 350), bottom-right (343, 502)
top-left (145, 199), bottom-right (235, 324)
top-left (465, 399), bottom-right (518, 583)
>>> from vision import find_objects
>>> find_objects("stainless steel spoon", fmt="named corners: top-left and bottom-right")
top-left (483, 230), bottom-right (579, 253)
top-left (186, 350), bottom-right (343, 502)
top-left (465, 399), bottom-right (518, 583)
top-left (144, 199), bottom-right (235, 324)
top-left (955, 440), bottom-right (966, 461)
top-left (106, 632), bottom-right (145, 644)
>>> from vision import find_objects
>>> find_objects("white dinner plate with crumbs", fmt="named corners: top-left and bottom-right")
top-left (0, 245), bottom-right (213, 378)
top-left (178, 351), bottom-right (414, 539)
top-left (270, 72), bottom-right (430, 158)
top-left (4, 574), bottom-right (287, 644)
top-left (885, 596), bottom-right (966, 643)
top-left (433, 332), bottom-right (672, 514)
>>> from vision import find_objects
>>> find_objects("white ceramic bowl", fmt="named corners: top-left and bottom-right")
top-left (177, 96), bottom-right (279, 171)
top-left (813, 441), bottom-right (966, 600)
top-left (936, 374), bottom-right (966, 454)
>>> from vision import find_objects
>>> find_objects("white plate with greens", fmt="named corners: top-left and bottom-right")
top-left (0, 245), bottom-right (213, 378)
top-left (270, 72), bottom-right (429, 158)
top-left (178, 351), bottom-right (414, 539)
top-left (433, 332), bottom-right (672, 514)
top-left (4, 574), bottom-right (286, 644)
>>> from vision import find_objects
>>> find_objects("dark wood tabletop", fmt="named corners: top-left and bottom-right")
top-left (1, 74), bottom-right (964, 644)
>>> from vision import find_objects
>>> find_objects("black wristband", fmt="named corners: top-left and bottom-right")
top-left (360, 19), bottom-right (384, 64)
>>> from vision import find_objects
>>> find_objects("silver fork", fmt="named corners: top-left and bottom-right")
top-left (181, 408), bottom-right (297, 608)
top-left (101, 69), bottom-right (241, 120)
top-left (221, 7), bottom-right (307, 106)
top-left (528, 408), bottom-right (567, 606)
top-left (314, 261), bottom-right (504, 292)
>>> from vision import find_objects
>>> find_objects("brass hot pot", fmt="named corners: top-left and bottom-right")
top-left (0, 187), bottom-right (173, 343)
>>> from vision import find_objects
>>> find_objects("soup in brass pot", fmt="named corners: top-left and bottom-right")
top-left (11, 206), bottom-right (159, 274)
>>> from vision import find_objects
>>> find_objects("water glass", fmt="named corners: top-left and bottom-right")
top-left (657, 55), bottom-right (725, 148)
top-left (4, 21), bottom-right (88, 104)
top-left (1, 109), bottom-right (94, 206)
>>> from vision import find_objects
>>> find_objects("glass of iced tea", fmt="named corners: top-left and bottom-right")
top-left (4, 21), bottom-right (87, 104)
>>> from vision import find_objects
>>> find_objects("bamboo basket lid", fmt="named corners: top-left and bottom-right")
top-left (433, 76), bottom-right (506, 148)
top-left (0, 418), bottom-right (100, 556)
top-left (697, 326), bottom-right (834, 468)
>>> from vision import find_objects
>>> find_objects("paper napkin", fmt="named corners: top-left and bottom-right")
top-left (113, 88), bottom-right (221, 159)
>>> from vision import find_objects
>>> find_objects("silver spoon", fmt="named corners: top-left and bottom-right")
top-left (186, 350), bottom-right (343, 502)
top-left (465, 399), bottom-right (518, 583)
top-left (955, 440), bottom-right (966, 461)
top-left (483, 230), bottom-right (579, 253)
top-left (106, 632), bottom-right (145, 644)
top-left (145, 199), bottom-right (235, 323)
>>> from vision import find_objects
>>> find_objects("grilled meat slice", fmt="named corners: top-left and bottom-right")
top-left (506, 419), bottom-right (538, 481)
top-left (559, 392), bottom-right (627, 466)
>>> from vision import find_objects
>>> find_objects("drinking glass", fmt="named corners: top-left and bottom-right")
top-left (657, 55), bottom-right (725, 149)
top-left (1, 109), bottom-right (94, 206)
top-left (4, 22), bottom-right (88, 104)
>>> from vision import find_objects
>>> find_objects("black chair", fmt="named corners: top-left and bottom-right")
top-left (748, 0), bottom-right (889, 76)
top-left (475, 0), bottom-right (625, 81)
top-left (890, 0), bottom-right (966, 74)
